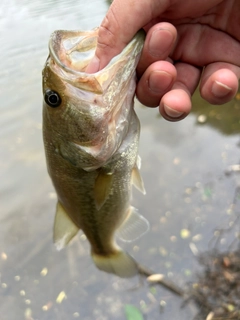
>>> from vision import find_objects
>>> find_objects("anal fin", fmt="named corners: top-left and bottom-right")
top-left (53, 201), bottom-right (79, 250)
top-left (116, 206), bottom-right (149, 242)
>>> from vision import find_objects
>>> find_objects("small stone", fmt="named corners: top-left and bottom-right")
top-left (180, 229), bottom-right (190, 239)
top-left (197, 114), bottom-right (207, 123)
top-left (56, 291), bottom-right (67, 304)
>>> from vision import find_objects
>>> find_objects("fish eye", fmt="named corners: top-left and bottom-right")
top-left (44, 89), bottom-right (61, 108)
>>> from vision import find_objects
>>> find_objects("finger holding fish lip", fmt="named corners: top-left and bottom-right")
top-left (86, 0), bottom-right (159, 73)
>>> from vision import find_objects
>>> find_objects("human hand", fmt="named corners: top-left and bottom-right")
top-left (87, 0), bottom-right (240, 121)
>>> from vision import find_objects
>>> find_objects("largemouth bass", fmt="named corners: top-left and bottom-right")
top-left (42, 28), bottom-right (149, 278)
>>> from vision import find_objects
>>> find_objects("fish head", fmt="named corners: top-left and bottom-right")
top-left (42, 28), bottom-right (145, 170)
top-left (42, 29), bottom-right (105, 148)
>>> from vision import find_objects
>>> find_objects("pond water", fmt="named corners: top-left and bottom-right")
top-left (1, 1), bottom-right (240, 319)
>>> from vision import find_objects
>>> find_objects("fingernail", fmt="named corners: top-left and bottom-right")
top-left (149, 28), bottom-right (174, 57)
top-left (212, 80), bottom-right (232, 98)
top-left (149, 71), bottom-right (173, 93)
top-left (86, 55), bottom-right (100, 73)
top-left (164, 104), bottom-right (184, 118)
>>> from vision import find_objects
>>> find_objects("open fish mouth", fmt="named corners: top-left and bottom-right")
top-left (47, 28), bottom-right (145, 93)
top-left (49, 29), bottom-right (98, 73)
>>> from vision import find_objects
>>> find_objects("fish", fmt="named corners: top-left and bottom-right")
top-left (42, 28), bottom-right (149, 278)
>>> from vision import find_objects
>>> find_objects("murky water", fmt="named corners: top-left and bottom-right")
top-left (1, 1), bottom-right (240, 319)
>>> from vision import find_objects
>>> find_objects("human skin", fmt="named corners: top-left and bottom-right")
top-left (87, 0), bottom-right (240, 121)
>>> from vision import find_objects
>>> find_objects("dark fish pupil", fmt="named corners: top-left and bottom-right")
top-left (44, 89), bottom-right (61, 108)
top-left (49, 94), bottom-right (57, 104)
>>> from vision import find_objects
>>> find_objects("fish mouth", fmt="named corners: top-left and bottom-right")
top-left (49, 29), bottom-right (98, 74)
top-left (48, 28), bottom-right (145, 94)
top-left (48, 29), bottom-right (104, 93)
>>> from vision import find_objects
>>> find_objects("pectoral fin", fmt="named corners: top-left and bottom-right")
top-left (53, 201), bottom-right (79, 250)
top-left (116, 206), bottom-right (149, 242)
top-left (94, 170), bottom-right (113, 210)
top-left (131, 162), bottom-right (146, 194)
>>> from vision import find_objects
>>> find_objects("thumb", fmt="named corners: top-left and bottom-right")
top-left (86, 0), bottom-right (166, 72)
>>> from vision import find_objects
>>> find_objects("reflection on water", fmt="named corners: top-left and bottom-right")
top-left (1, 1), bottom-right (240, 319)
top-left (192, 90), bottom-right (240, 135)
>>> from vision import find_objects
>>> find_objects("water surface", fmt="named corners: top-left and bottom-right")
top-left (1, 1), bottom-right (240, 319)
